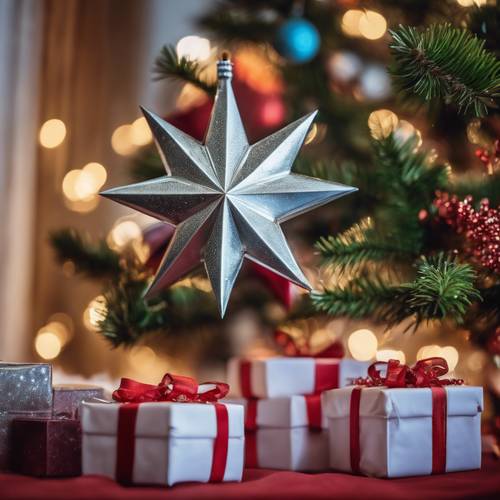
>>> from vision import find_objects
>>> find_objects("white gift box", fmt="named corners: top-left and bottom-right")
top-left (228, 357), bottom-right (369, 398)
top-left (323, 385), bottom-right (483, 477)
top-left (228, 396), bottom-right (329, 471)
top-left (81, 401), bottom-right (244, 486)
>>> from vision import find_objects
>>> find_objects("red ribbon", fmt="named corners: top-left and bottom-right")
top-left (113, 373), bottom-right (230, 484)
top-left (243, 395), bottom-right (322, 468)
top-left (355, 357), bottom-right (463, 389)
top-left (113, 373), bottom-right (229, 404)
top-left (274, 330), bottom-right (344, 359)
top-left (349, 357), bottom-right (459, 475)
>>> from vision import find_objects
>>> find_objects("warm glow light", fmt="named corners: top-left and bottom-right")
top-left (35, 332), bottom-right (62, 360)
top-left (341, 10), bottom-right (363, 37)
top-left (176, 36), bottom-right (211, 61)
top-left (416, 344), bottom-right (459, 371)
top-left (108, 220), bottom-right (142, 249)
top-left (376, 349), bottom-right (406, 364)
top-left (111, 124), bottom-right (137, 156)
top-left (39, 321), bottom-right (71, 346)
top-left (441, 346), bottom-right (459, 371)
top-left (62, 170), bottom-right (83, 202)
top-left (83, 295), bottom-right (106, 331)
top-left (348, 329), bottom-right (378, 361)
top-left (456, 0), bottom-right (487, 6)
top-left (129, 346), bottom-right (157, 370)
top-left (304, 123), bottom-right (318, 145)
top-left (65, 197), bottom-right (99, 213)
top-left (39, 119), bottom-right (66, 148)
top-left (467, 351), bottom-right (486, 371)
top-left (358, 11), bottom-right (387, 40)
top-left (368, 109), bottom-right (399, 140)
top-left (130, 117), bottom-right (153, 146)
top-left (176, 83), bottom-right (209, 111)
top-left (83, 162), bottom-right (107, 189)
top-left (62, 163), bottom-right (106, 210)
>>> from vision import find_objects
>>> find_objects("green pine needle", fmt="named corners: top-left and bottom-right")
top-left (50, 229), bottom-right (121, 279)
top-left (390, 24), bottom-right (500, 116)
top-left (316, 218), bottom-right (412, 273)
top-left (153, 45), bottom-right (216, 96)
top-left (313, 254), bottom-right (480, 328)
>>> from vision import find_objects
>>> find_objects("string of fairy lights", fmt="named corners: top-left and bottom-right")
top-left (32, 3), bottom-right (488, 379)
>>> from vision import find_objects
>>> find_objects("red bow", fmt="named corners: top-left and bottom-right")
top-left (112, 373), bottom-right (229, 403)
top-left (274, 329), bottom-right (345, 358)
top-left (355, 357), bottom-right (463, 388)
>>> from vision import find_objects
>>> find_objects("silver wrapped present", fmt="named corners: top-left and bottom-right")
top-left (0, 362), bottom-right (52, 470)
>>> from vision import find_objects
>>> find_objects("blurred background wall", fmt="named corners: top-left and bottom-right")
top-left (0, 0), bottom-right (213, 381)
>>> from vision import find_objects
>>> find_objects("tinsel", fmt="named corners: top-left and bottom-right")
top-left (435, 193), bottom-right (500, 273)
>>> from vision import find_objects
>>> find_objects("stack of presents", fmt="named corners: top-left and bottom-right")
top-left (0, 341), bottom-right (483, 486)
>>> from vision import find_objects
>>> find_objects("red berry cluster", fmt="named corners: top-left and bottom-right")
top-left (475, 139), bottom-right (500, 174)
top-left (434, 193), bottom-right (500, 273)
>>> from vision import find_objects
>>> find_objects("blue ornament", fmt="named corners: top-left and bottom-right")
top-left (276, 18), bottom-right (320, 63)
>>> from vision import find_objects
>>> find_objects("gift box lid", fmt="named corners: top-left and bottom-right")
top-left (323, 385), bottom-right (483, 419)
top-left (0, 362), bottom-right (52, 412)
top-left (81, 401), bottom-right (244, 438)
top-left (227, 396), bottom-right (327, 429)
top-left (228, 356), bottom-right (369, 398)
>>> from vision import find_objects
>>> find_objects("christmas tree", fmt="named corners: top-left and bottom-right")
top-left (51, 1), bottom-right (499, 422)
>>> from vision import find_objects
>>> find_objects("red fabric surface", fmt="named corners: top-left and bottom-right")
top-left (1, 457), bottom-right (499, 500)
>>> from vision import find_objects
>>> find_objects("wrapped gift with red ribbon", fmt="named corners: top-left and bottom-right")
top-left (227, 394), bottom-right (329, 471)
top-left (323, 358), bottom-right (483, 477)
top-left (228, 331), bottom-right (368, 399)
top-left (81, 374), bottom-right (244, 486)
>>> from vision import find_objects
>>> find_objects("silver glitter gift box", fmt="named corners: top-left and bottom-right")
top-left (0, 362), bottom-right (52, 470)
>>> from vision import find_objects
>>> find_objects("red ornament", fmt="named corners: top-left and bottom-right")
top-left (487, 327), bottom-right (500, 356)
top-left (434, 193), bottom-right (500, 273)
top-left (474, 139), bottom-right (500, 175)
top-left (164, 58), bottom-right (285, 143)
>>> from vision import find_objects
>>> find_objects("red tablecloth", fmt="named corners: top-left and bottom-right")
top-left (2, 457), bottom-right (499, 500)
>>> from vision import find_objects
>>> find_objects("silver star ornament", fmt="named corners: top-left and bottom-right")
top-left (101, 56), bottom-right (357, 316)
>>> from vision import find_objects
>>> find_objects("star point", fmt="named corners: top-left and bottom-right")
top-left (101, 57), bottom-right (356, 316)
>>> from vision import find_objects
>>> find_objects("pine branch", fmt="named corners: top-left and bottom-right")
top-left (312, 276), bottom-right (399, 319)
top-left (312, 254), bottom-right (480, 328)
top-left (153, 45), bottom-right (216, 96)
top-left (131, 146), bottom-right (165, 182)
top-left (403, 254), bottom-right (481, 324)
top-left (452, 172), bottom-right (500, 206)
top-left (99, 268), bottom-right (220, 348)
top-left (316, 218), bottom-right (414, 273)
top-left (390, 24), bottom-right (500, 116)
top-left (50, 229), bottom-right (121, 279)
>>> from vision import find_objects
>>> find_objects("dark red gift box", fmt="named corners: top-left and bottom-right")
top-left (11, 418), bottom-right (81, 477)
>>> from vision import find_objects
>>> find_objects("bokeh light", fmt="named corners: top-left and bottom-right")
top-left (348, 329), bottom-right (378, 361)
top-left (39, 119), bottom-right (67, 148)
top-left (327, 51), bottom-right (362, 82)
top-left (128, 346), bottom-right (157, 371)
top-left (62, 162), bottom-right (107, 213)
top-left (368, 109), bottom-right (399, 140)
top-left (35, 331), bottom-right (62, 360)
top-left (416, 344), bottom-right (459, 371)
top-left (130, 117), bottom-right (153, 146)
top-left (111, 124), bottom-right (137, 156)
top-left (108, 220), bottom-right (142, 250)
top-left (376, 349), bottom-right (406, 364)
top-left (358, 11), bottom-right (387, 40)
top-left (456, 0), bottom-right (487, 6)
top-left (176, 36), bottom-right (211, 61)
top-left (83, 295), bottom-right (107, 331)
top-left (341, 10), bottom-right (363, 37)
